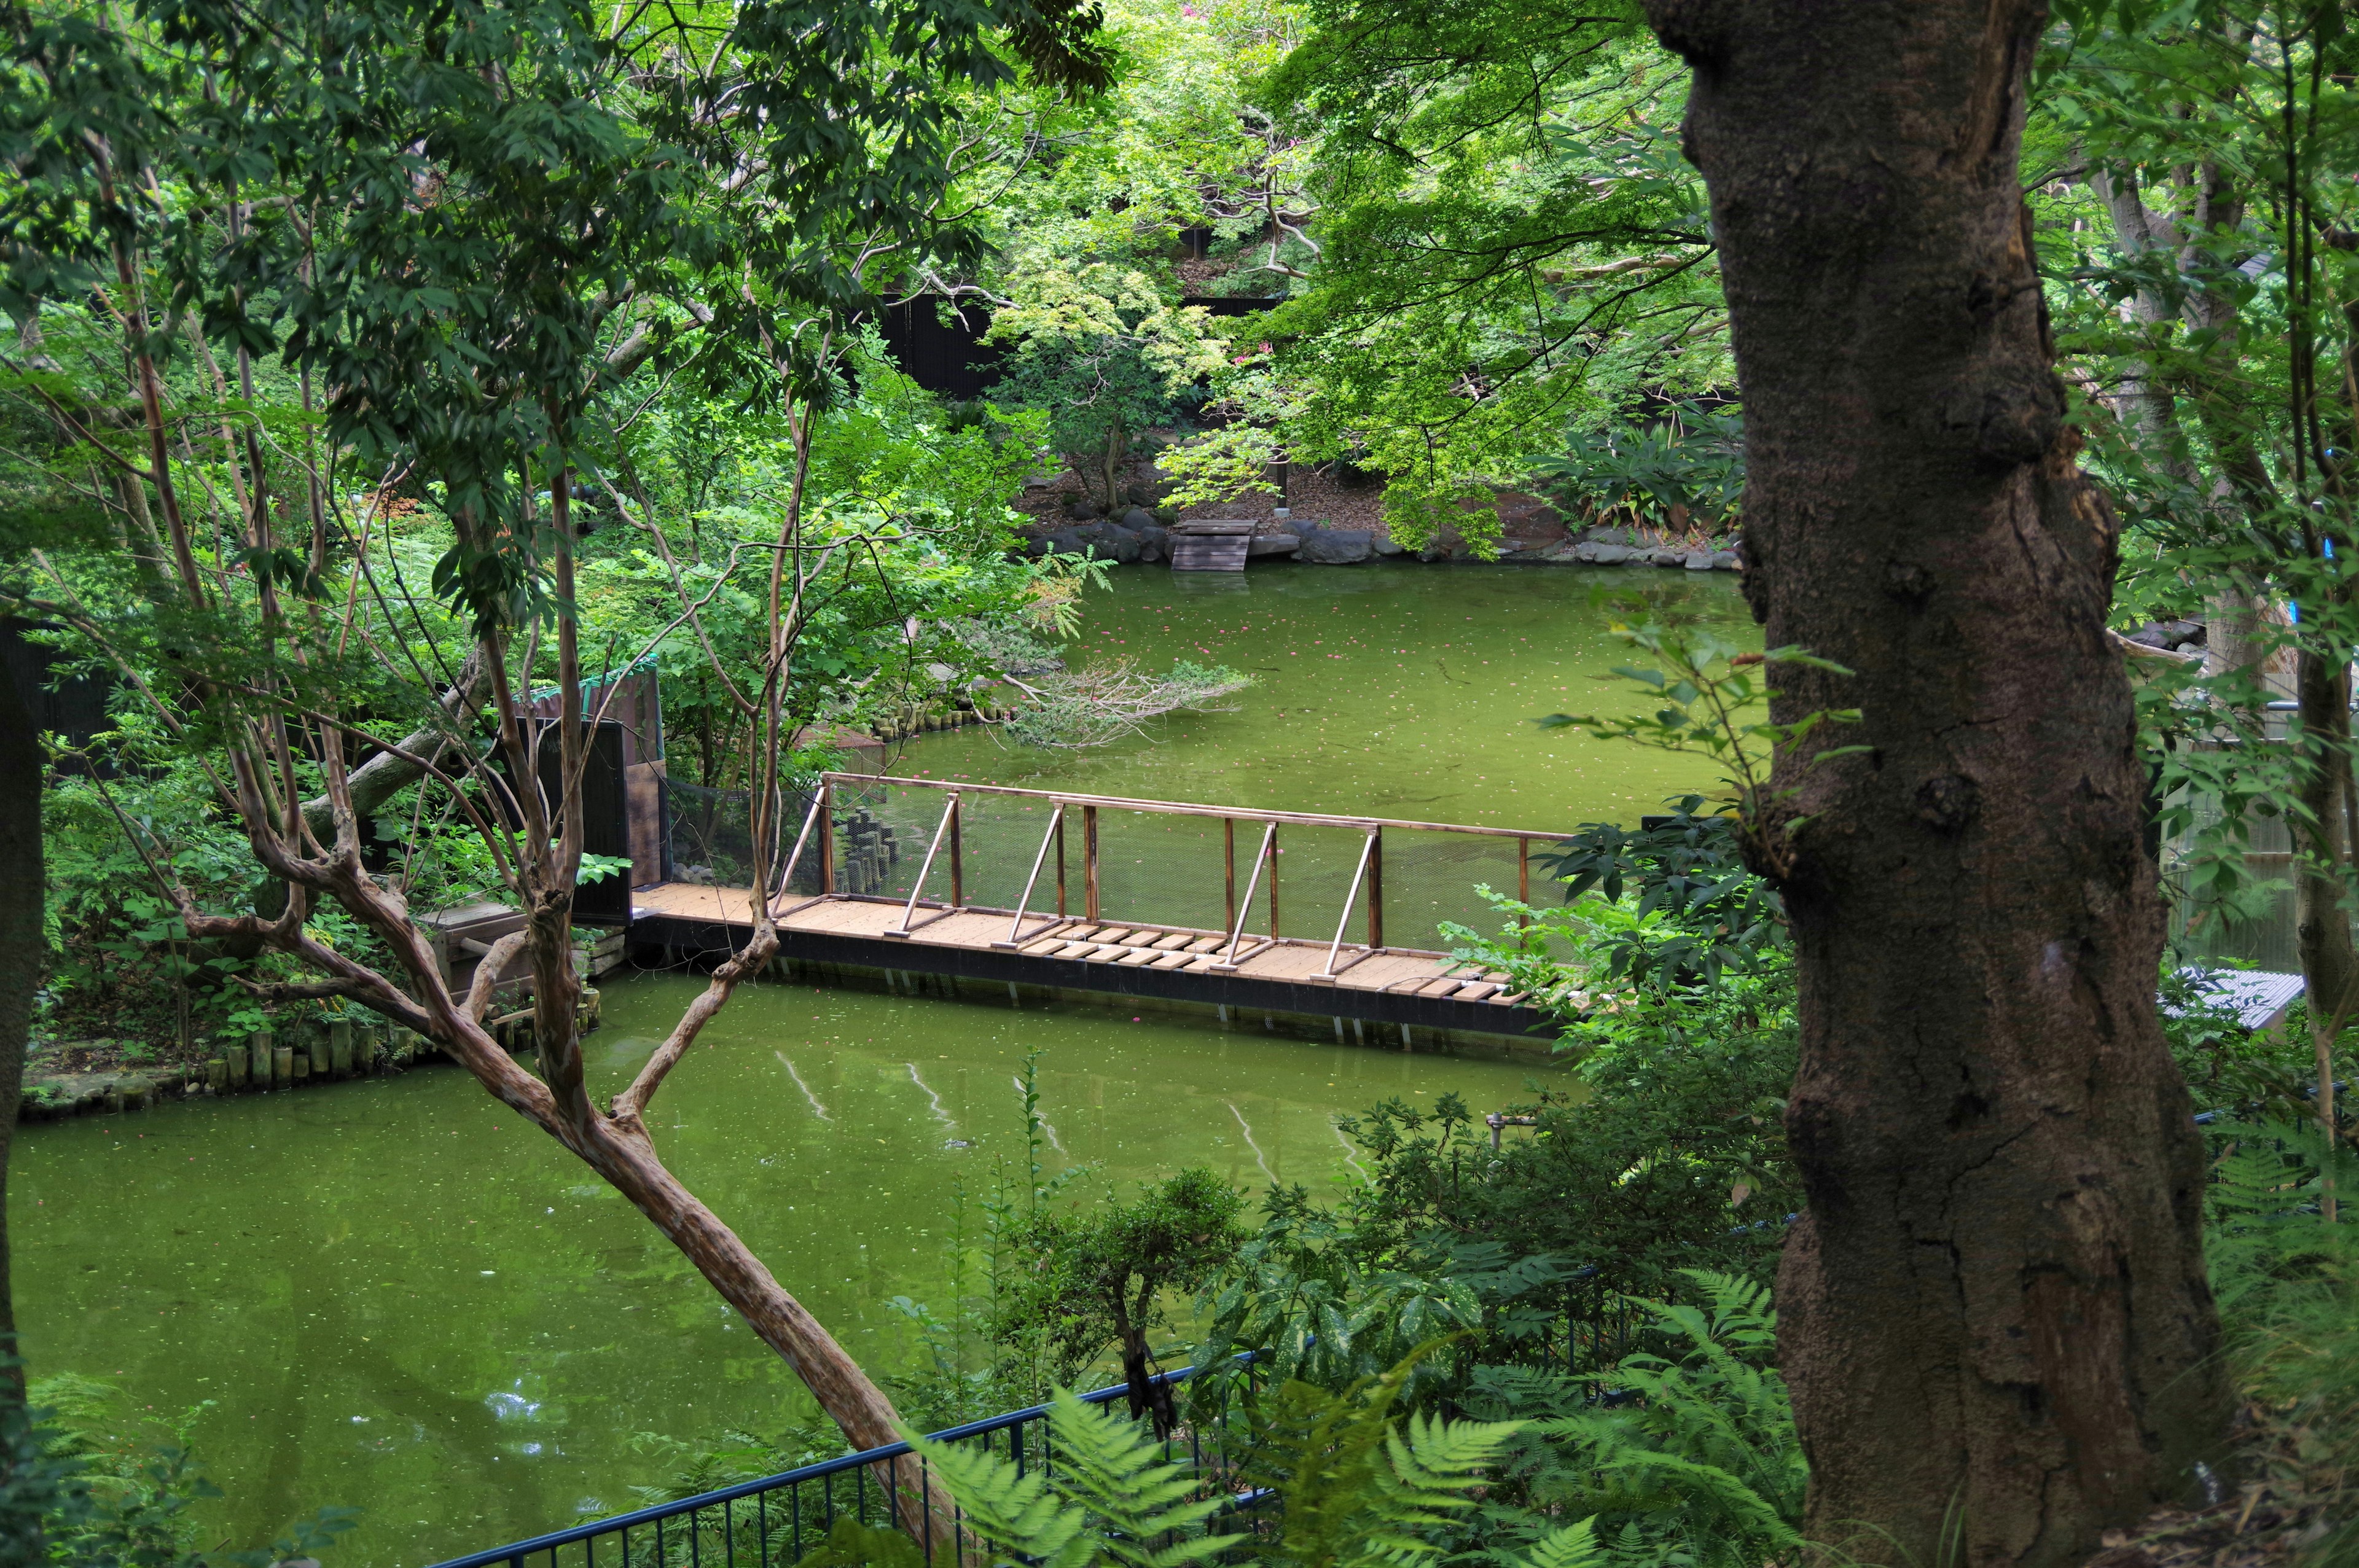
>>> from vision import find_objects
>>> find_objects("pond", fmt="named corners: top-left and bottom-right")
top-left (898, 561), bottom-right (1755, 827)
top-left (13, 563), bottom-right (1753, 1567)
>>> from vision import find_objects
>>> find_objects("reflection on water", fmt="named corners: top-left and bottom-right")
top-left (15, 975), bottom-right (1555, 1566)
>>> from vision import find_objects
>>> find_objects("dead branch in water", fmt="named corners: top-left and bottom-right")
top-left (1000, 658), bottom-right (1249, 748)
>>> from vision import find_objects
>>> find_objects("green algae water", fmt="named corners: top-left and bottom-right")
top-left (894, 561), bottom-right (1755, 827)
top-left (12, 561), bottom-right (1753, 1566)
top-left (14, 984), bottom-right (1551, 1566)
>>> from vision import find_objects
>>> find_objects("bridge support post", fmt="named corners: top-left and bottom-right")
top-left (1083, 805), bottom-right (1100, 922)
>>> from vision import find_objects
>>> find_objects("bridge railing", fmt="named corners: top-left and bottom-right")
top-left (424, 1357), bottom-right (1261, 1568)
top-left (812, 774), bottom-right (1574, 966)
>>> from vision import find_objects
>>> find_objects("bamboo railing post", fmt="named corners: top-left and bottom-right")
top-left (1217, 821), bottom-right (1279, 969)
top-left (817, 780), bottom-right (835, 894)
top-left (1368, 827), bottom-right (1383, 951)
top-left (949, 797), bottom-right (964, 908)
top-left (1518, 835), bottom-right (1531, 934)
top-left (890, 794), bottom-right (960, 937)
top-left (1001, 805), bottom-right (1066, 946)
top-left (1083, 805), bottom-right (1101, 922)
top-left (1267, 824), bottom-right (1279, 939)
top-left (1321, 829), bottom-right (1380, 979)
top-left (1224, 818), bottom-right (1236, 935)
top-left (1055, 808), bottom-right (1068, 915)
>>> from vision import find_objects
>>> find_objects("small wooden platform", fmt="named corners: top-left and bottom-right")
top-left (628, 884), bottom-right (1550, 1044)
top-left (1168, 520), bottom-right (1256, 572)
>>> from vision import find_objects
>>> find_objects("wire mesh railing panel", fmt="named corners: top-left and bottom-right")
top-left (664, 779), bottom-right (757, 890)
top-left (667, 782), bottom-right (824, 896)
top-left (1381, 828), bottom-right (1530, 953)
top-left (1263, 821), bottom-right (1371, 946)
top-left (945, 788), bottom-right (1065, 913)
top-left (1089, 808), bottom-right (1234, 932)
top-left (825, 779), bottom-right (929, 902)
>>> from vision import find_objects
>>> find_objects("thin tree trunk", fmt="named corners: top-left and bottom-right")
top-left (1643, 4), bottom-right (2228, 1564)
top-left (2294, 644), bottom-right (2354, 1212)
top-left (0, 641), bottom-right (38, 1561)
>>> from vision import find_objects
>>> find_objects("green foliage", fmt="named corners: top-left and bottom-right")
top-left (908, 1387), bottom-right (1243, 1568)
top-left (1243, 7), bottom-right (1726, 552)
top-left (998, 1169), bottom-right (1248, 1432)
top-left (785, 1516), bottom-right (931, 1568)
top-left (1245, 1348), bottom-right (1557, 1568)
top-left (2199, 1124), bottom-right (2359, 1561)
top-left (1535, 403), bottom-right (1743, 540)
top-left (20, 1373), bottom-right (357, 1567)
top-left (1524, 796), bottom-right (1785, 989)
top-left (1538, 614), bottom-right (1863, 858)
top-left (1524, 1273), bottom-right (1802, 1568)
top-left (986, 267), bottom-right (1224, 510)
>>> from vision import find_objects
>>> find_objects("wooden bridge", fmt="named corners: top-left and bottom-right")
top-left (627, 774), bottom-right (1570, 1048)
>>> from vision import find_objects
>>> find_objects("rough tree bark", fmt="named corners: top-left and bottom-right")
top-left (1641, 4), bottom-right (2229, 1564)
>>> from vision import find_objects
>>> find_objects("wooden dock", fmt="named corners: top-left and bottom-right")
top-left (1168, 520), bottom-right (1255, 572)
top-left (624, 776), bottom-right (1570, 1047)
top-left (629, 884), bottom-right (1546, 1044)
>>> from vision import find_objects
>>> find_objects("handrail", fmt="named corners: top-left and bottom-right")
top-left (1320, 829), bottom-right (1380, 980)
top-left (765, 794), bottom-right (825, 914)
top-left (823, 771), bottom-right (1576, 843)
top-left (424, 1355), bottom-right (1253, 1568)
top-left (1215, 821), bottom-right (1278, 970)
top-left (1004, 803), bottom-right (1066, 945)
top-left (889, 793), bottom-right (960, 936)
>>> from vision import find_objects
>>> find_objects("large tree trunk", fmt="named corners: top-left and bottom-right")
top-left (1643, 4), bottom-right (2228, 1565)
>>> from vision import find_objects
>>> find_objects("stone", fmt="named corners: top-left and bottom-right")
top-left (1044, 528), bottom-right (1092, 556)
top-left (1062, 496), bottom-right (1100, 521)
top-left (1298, 528), bottom-right (1374, 564)
top-left (1119, 507), bottom-right (1156, 531)
top-left (1683, 551), bottom-right (1713, 571)
top-left (1651, 547), bottom-right (1687, 567)
top-left (1372, 536), bottom-right (1404, 556)
top-left (1247, 533), bottom-right (1301, 556)
top-left (2129, 618), bottom-right (2205, 649)
top-left (1094, 525), bottom-right (1143, 564)
top-left (116, 1075), bottom-right (155, 1110)
top-left (1579, 542), bottom-right (1636, 564)
top-left (1710, 550), bottom-right (1741, 571)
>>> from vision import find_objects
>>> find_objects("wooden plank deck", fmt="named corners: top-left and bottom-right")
top-left (627, 883), bottom-right (1542, 1039)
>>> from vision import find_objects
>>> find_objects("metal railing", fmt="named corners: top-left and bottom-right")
top-left (426, 1357), bottom-right (1259, 1568)
top-left (810, 773), bottom-right (1578, 966)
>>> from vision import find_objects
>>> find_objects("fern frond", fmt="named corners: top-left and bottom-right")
top-left (1517, 1518), bottom-right (1605, 1568)
top-left (1385, 1411), bottom-right (1524, 1515)
top-left (1587, 1448), bottom-right (1801, 1547)
top-left (907, 1424), bottom-right (1093, 1568)
top-left (1038, 1391), bottom-right (1241, 1568)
